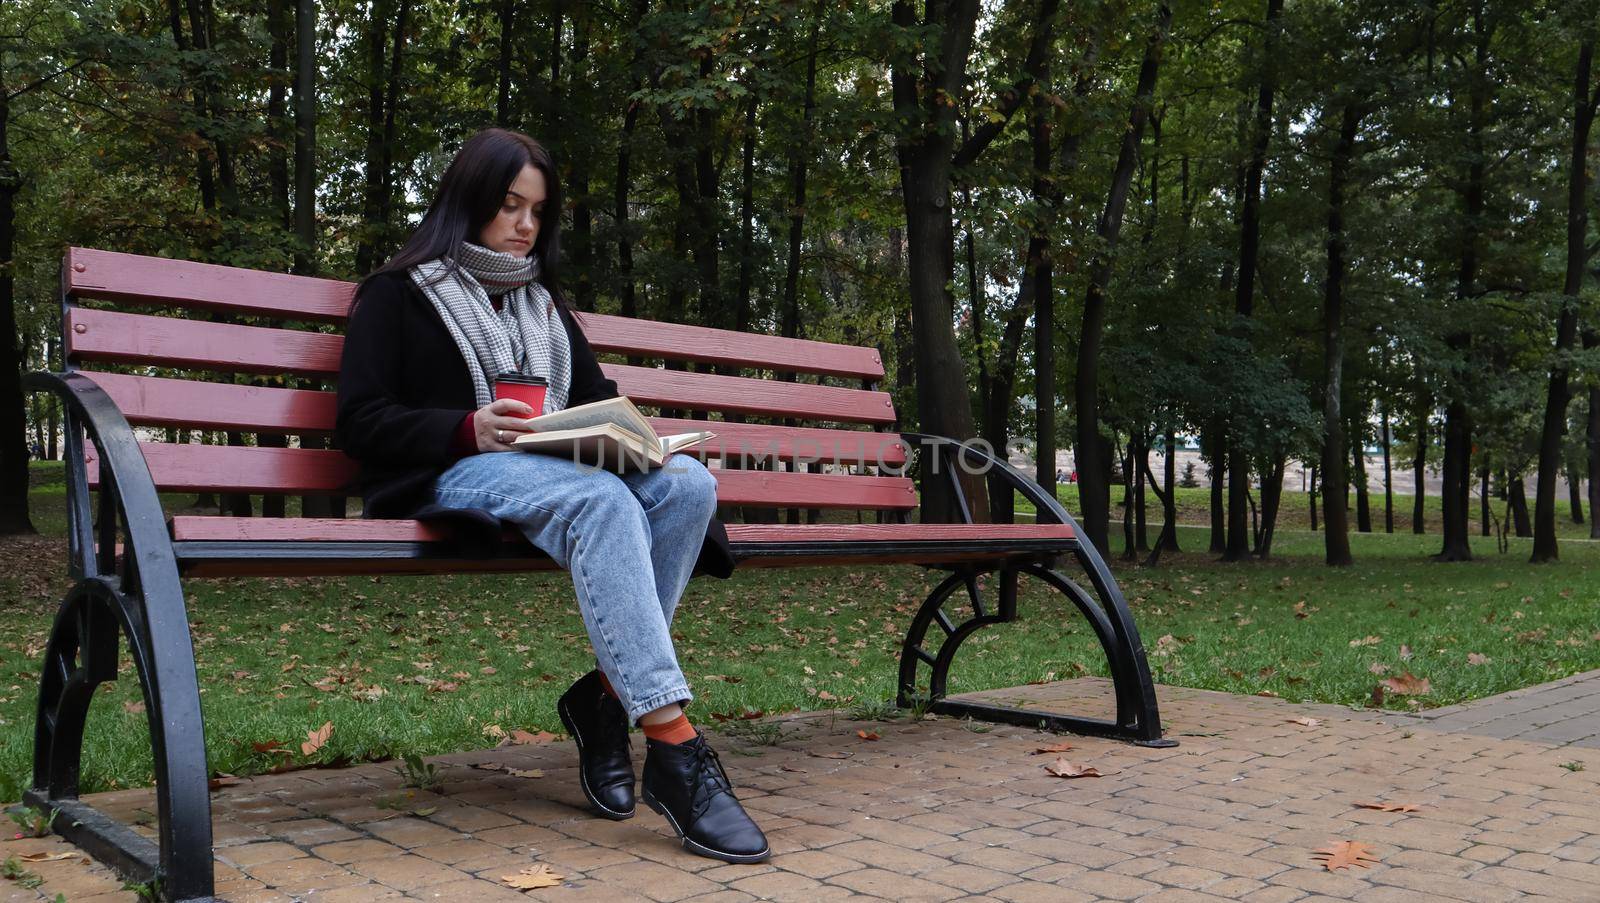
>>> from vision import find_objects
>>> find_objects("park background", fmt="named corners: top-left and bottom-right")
top-left (1, 0), bottom-right (1599, 793)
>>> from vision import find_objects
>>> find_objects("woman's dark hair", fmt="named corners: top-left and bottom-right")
top-left (354, 128), bottom-right (565, 309)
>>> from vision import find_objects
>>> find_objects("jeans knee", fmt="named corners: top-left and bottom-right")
top-left (674, 457), bottom-right (719, 514)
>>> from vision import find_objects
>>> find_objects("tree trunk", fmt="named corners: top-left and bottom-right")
top-left (293, 0), bottom-right (316, 275)
top-left (169, 0), bottom-right (217, 215)
top-left (374, 0), bottom-right (412, 263)
top-left (268, 0), bottom-right (290, 229)
top-left (1438, 6), bottom-right (1493, 562)
top-left (1590, 337), bottom-right (1600, 539)
top-left (1352, 432), bottom-right (1372, 533)
top-left (1413, 395), bottom-right (1428, 534)
top-left (1531, 36), bottom-right (1597, 562)
top-left (1320, 101), bottom-right (1359, 565)
top-left (1478, 466), bottom-right (1491, 538)
top-left (1224, 0), bottom-right (1284, 562)
top-left (0, 81), bottom-right (34, 534)
top-left (1135, 438), bottom-right (1149, 551)
top-left (1381, 399), bottom-right (1394, 533)
top-left (354, 1), bottom-right (391, 276)
top-left (615, 3), bottom-right (645, 321)
top-left (1568, 464), bottom-right (1584, 524)
top-left (496, 0), bottom-right (515, 125)
top-left (1207, 425), bottom-right (1226, 553)
top-left (1509, 471), bottom-right (1531, 537)
top-left (1034, 33), bottom-right (1099, 500)
top-left (894, 0), bottom-right (1048, 525)
top-left (1309, 464), bottom-right (1319, 531)
top-left (1073, 3), bottom-right (1169, 550)
top-left (569, 11), bottom-right (593, 310)
top-left (1256, 455), bottom-right (1286, 559)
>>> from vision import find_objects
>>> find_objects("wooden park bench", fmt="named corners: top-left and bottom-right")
top-left (23, 247), bottom-right (1169, 901)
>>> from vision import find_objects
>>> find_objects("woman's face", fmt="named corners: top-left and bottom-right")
top-left (478, 164), bottom-right (547, 256)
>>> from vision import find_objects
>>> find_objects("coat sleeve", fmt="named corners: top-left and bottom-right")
top-left (561, 307), bottom-right (621, 407)
top-left (335, 276), bottom-right (473, 465)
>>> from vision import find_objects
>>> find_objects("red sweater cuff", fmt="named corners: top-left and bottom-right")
top-left (450, 411), bottom-right (477, 457)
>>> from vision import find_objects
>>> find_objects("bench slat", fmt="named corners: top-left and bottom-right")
top-left (89, 443), bottom-right (918, 509)
top-left (79, 371), bottom-right (909, 464)
top-left (69, 310), bottom-right (895, 424)
top-left (577, 312), bottom-right (883, 379)
top-left (171, 518), bottom-right (1070, 544)
top-left (66, 248), bottom-right (884, 378)
top-left (65, 247), bottom-right (355, 321)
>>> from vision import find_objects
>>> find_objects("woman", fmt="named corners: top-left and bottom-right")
top-left (335, 128), bottom-right (769, 864)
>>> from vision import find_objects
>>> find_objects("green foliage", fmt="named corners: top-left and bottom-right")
top-left (7, 804), bottom-right (56, 839)
top-left (394, 754), bottom-right (442, 791)
top-left (1, 857), bottom-right (43, 889)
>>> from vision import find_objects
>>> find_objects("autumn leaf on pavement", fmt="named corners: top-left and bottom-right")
top-left (1355, 801), bottom-right (1421, 813)
top-left (1044, 757), bottom-right (1106, 778)
top-left (1380, 672), bottom-right (1431, 696)
top-left (1467, 653), bottom-right (1490, 666)
top-left (16, 852), bottom-right (78, 863)
top-left (857, 730), bottom-right (880, 741)
top-left (301, 721), bottom-right (333, 756)
top-left (208, 773), bottom-right (243, 791)
top-left (1033, 741), bottom-right (1075, 754)
top-left (1289, 717), bottom-right (1322, 728)
top-left (503, 729), bottom-right (559, 746)
top-left (507, 768), bottom-right (544, 779)
top-left (1311, 840), bottom-right (1380, 871)
top-left (502, 864), bottom-right (564, 890)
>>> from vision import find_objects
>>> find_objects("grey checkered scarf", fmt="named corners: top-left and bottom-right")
top-left (410, 242), bottom-right (571, 413)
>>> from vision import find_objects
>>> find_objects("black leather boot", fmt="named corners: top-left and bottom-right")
top-left (557, 670), bottom-right (635, 819)
top-left (641, 732), bottom-right (770, 863)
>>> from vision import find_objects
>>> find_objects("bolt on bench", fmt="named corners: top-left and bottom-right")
top-left (24, 247), bottom-right (1170, 901)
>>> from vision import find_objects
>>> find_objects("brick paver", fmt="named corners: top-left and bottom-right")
top-left (4, 676), bottom-right (1598, 901)
top-left (1400, 667), bottom-right (1600, 748)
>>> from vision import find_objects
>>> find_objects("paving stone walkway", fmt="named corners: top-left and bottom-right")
top-left (1397, 668), bottom-right (1600, 749)
top-left (5, 676), bottom-right (1599, 902)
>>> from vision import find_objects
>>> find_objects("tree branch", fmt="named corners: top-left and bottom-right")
top-left (7, 58), bottom-right (91, 101)
top-left (951, 0), bottom-right (1058, 169)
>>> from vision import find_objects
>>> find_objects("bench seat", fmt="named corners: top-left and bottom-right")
top-left (166, 518), bottom-right (1077, 576)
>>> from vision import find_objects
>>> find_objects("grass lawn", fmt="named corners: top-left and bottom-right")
top-left (1, 461), bottom-right (1597, 796)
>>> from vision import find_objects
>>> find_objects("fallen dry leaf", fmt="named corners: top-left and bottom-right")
top-left (1467, 653), bottom-right (1490, 666)
top-left (504, 729), bottom-right (559, 746)
top-left (807, 749), bottom-right (852, 760)
top-left (1349, 635), bottom-right (1382, 647)
top-left (502, 864), bottom-right (564, 890)
top-left (1311, 840), bottom-right (1380, 871)
top-left (779, 763), bottom-right (807, 773)
top-left (1368, 662), bottom-right (1390, 675)
top-left (1380, 672), bottom-right (1431, 696)
top-left (507, 768), bottom-right (544, 779)
top-left (1289, 717), bottom-right (1322, 728)
top-left (1354, 801), bottom-right (1421, 813)
top-left (1255, 690), bottom-right (1280, 698)
top-left (1398, 644), bottom-right (1413, 661)
top-left (208, 774), bottom-right (243, 791)
top-left (301, 721), bottom-right (333, 757)
top-left (16, 852), bottom-right (78, 862)
top-left (1033, 741), bottom-right (1076, 754)
top-left (410, 806), bottom-right (438, 817)
top-left (123, 700), bottom-right (145, 715)
top-left (1043, 757), bottom-right (1106, 778)
top-left (857, 730), bottom-right (880, 741)
top-left (1370, 684), bottom-right (1386, 707)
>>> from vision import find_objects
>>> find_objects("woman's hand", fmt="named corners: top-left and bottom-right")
top-left (475, 398), bottom-right (537, 451)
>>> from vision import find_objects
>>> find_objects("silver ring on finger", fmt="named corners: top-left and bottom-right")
top-left (496, 429), bottom-right (506, 443)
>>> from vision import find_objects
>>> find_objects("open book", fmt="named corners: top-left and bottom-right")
top-left (510, 396), bottom-right (714, 472)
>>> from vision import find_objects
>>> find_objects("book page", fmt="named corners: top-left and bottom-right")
top-left (522, 396), bottom-right (657, 443)
top-left (658, 431), bottom-right (716, 455)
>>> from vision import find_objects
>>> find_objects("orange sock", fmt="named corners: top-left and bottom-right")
top-left (641, 713), bottom-right (697, 745)
top-left (597, 671), bottom-right (620, 700)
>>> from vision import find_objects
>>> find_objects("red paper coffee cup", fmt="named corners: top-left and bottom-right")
top-left (494, 372), bottom-right (547, 413)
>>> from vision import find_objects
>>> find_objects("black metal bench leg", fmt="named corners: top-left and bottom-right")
top-left (23, 373), bottom-right (217, 902)
top-left (896, 560), bottom-right (1175, 747)
top-left (27, 576), bottom-right (218, 902)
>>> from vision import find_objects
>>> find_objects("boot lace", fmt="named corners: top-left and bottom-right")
top-left (688, 739), bottom-right (734, 822)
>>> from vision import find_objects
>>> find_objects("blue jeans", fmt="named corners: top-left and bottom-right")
top-left (433, 452), bottom-right (718, 724)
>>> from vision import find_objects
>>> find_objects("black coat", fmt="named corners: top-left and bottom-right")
top-left (335, 270), bottom-right (735, 577)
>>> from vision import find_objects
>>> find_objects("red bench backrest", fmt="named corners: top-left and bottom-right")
top-left (62, 248), bottom-right (916, 514)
